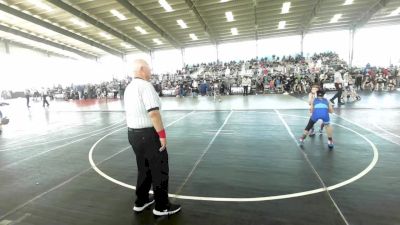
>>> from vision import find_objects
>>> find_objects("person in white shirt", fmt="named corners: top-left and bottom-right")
top-left (191, 79), bottom-right (199, 97)
top-left (41, 88), bottom-right (49, 107)
top-left (242, 76), bottom-right (251, 96)
top-left (343, 72), bottom-right (349, 86)
top-left (225, 67), bottom-right (230, 77)
top-left (329, 70), bottom-right (345, 105)
top-left (124, 59), bottom-right (181, 216)
top-left (25, 89), bottom-right (31, 108)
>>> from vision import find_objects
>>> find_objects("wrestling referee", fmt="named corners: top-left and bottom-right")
top-left (124, 59), bottom-right (181, 216)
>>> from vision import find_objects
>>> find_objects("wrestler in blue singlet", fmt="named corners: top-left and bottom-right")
top-left (311, 98), bottom-right (330, 125)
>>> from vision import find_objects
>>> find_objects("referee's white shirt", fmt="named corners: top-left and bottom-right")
top-left (334, 71), bottom-right (343, 83)
top-left (124, 78), bottom-right (161, 129)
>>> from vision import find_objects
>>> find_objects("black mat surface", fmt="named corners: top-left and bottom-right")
top-left (0, 96), bottom-right (399, 225)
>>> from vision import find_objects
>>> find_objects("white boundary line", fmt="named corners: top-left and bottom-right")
top-left (326, 123), bottom-right (379, 190)
top-left (274, 109), bottom-right (350, 225)
top-left (0, 113), bottom-right (182, 169)
top-left (89, 111), bottom-right (379, 202)
top-left (0, 124), bottom-right (126, 170)
top-left (0, 120), bottom-right (125, 152)
top-left (88, 111), bottom-right (196, 193)
top-left (173, 110), bottom-right (233, 197)
top-left (373, 122), bottom-right (400, 139)
top-left (6, 213), bottom-right (31, 225)
top-left (332, 113), bottom-right (400, 146)
top-left (0, 114), bottom-right (104, 148)
top-left (3, 115), bottom-right (104, 146)
top-left (0, 146), bottom-right (130, 221)
top-left (164, 111), bottom-right (195, 127)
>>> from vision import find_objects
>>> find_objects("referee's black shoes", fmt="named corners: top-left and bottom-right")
top-left (153, 203), bottom-right (181, 216)
top-left (133, 197), bottom-right (155, 212)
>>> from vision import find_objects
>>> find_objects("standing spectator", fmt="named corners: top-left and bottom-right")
top-left (213, 79), bottom-right (222, 102)
top-left (330, 70), bottom-right (345, 105)
top-left (83, 86), bottom-right (88, 99)
top-left (191, 79), bottom-right (199, 97)
top-left (397, 68), bottom-right (400, 88)
top-left (369, 69), bottom-right (376, 91)
top-left (33, 90), bottom-right (40, 101)
top-left (242, 75), bottom-right (251, 96)
top-left (0, 106), bottom-right (3, 134)
top-left (153, 80), bottom-right (162, 97)
top-left (119, 82), bottom-right (125, 99)
top-left (104, 85), bottom-right (109, 99)
top-left (222, 75), bottom-right (230, 95)
top-left (124, 59), bottom-right (181, 216)
top-left (0, 102), bottom-right (9, 135)
top-left (178, 81), bottom-right (185, 97)
top-left (199, 80), bottom-right (208, 96)
top-left (41, 88), bottom-right (50, 107)
top-left (25, 89), bottom-right (31, 108)
top-left (355, 72), bottom-right (363, 90)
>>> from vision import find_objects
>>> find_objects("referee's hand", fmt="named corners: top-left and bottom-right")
top-left (159, 138), bottom-right (167, 152)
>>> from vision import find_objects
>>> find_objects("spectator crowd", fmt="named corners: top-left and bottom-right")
top-left (152, 52), bottom-right (399, 97)
top-left (2, 52), bottom-right (399, 102)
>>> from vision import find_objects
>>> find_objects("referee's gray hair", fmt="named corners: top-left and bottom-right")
top-left (132, 59), bottom-right (148, 77)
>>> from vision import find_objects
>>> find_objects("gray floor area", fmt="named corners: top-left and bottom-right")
top-left (0, 93), bottom-right (399, 225)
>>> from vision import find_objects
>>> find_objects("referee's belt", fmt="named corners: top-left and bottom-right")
top-left (128, 127), bottom-right (154, 132)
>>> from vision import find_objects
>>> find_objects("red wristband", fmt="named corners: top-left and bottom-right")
top-left (157, 129), bottom-right (166, 139)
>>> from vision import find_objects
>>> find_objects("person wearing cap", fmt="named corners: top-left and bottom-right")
top-left (299, 89), bottom-right (335, 149)
top-left (124, 59), bottom-right (181, 216)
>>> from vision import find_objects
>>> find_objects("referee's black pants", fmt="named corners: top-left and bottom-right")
top-left (25, 95), bottom-right (30, 107)
top-left (243, 86), bottom-right (249, 96)
top-left (330, 83), bottom-right (343, 103)
top-left (128, 127), bottom-right (169, 209)
top-left (42, 95), bottom-right (49, 107)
